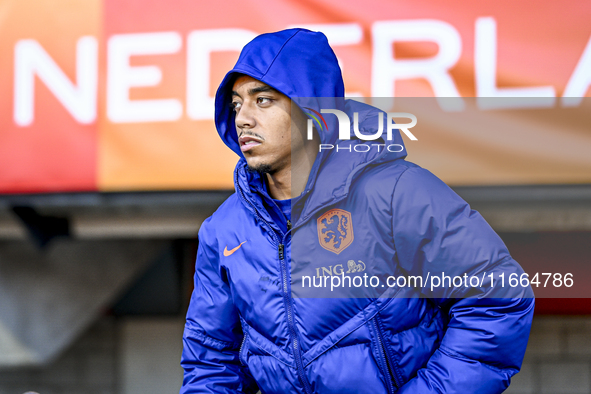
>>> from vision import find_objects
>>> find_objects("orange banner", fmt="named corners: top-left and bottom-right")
top-left (0, 0), bottom-right (100, 193)
top-left (1, 0), bottom-right (590, 193)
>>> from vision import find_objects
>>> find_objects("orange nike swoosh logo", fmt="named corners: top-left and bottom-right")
top-left (223, 241), bottom-right (247, 256)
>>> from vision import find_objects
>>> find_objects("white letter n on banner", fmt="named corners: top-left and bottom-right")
top-left (14, 37), bottom-right (98, 126)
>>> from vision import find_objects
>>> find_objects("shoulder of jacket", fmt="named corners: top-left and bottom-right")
top-left (354, 160), bottom-right (453, 206)
top-left (198, 193), bottom-right (242, 237)
top-left (393, 162), bottom-right (452, 190)
top-left (211, 192), bottom-right (242, 219)
top-left (390, 163), bottom-right (468, 211)
top-left (355, 158), bottom-right (420, 186)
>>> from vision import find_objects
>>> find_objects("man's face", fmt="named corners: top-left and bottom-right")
top-left (231, 75), bottom-right (292, 174)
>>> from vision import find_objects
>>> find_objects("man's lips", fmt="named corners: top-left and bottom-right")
top-left (239, 135), bottom-right (263, 152)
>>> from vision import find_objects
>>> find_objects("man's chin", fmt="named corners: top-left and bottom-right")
top-left (246, 162), bottom-right (273, 174)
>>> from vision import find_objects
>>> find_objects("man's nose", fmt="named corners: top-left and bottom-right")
top-left (235, 103), bottom-right (255, 130)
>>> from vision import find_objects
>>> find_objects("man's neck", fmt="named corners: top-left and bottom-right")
top-left (265, 133), bottom-right (320, 200)
top-left (265, 170), bottom-right (291, 200)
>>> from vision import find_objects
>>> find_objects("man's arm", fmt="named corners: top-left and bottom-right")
top-left (180, 217), bottom-right (258, 394)
top-left (391, 166), bottom-right (535, 394)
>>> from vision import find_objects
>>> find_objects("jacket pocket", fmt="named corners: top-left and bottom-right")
top-left (371, 316), bottom-right (403, 392)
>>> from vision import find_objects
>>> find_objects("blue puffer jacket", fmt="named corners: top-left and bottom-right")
top-left (180, 29), bottom-right (535, 394)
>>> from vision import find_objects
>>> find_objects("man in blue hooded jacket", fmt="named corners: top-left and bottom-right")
top-left (180, 28), bottom-right (535, 394)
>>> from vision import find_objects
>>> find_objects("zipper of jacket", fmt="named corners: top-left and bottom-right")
top-left (278, 242), bottom-right (313, 393)
top-left (236, 180), bottom-right (312, 394)
top-left (266, 194), bottom-right (310, 392)
top-left (239, 326), bottom-right (249, 366)
top-left (372, 318), bottom-right (398, 392)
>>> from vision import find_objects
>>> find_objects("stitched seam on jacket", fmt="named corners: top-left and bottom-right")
top-left (184, 324), bottom-right (238, 351)
top-left (386, 305), bottom-right (440, 336)
top-left (303, 296), bottom-right (398, 367)
top-left (240, 320), bottom-right (296, 369)
top-left (389, 165), bottom-right (412, 263)
top-left (261, 30), bottom-right (301, 78)
top-left (247, 343), bottom-right (293, 369)
top-left (247, 353), bottom-right (295, 369)
top-left (438, 344), bottom-right (516, 374)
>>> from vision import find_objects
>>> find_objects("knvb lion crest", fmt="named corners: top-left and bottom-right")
top-left (317, 209), bottom-right (354, 254)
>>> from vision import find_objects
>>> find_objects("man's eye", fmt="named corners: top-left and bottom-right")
top-left (257, 97), bottom-right (272, 105)
top-left (231, 102), bottom-right (242, 112)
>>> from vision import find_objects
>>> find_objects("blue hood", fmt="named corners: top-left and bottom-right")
top-left (215, 28), bottom-right (345, 157)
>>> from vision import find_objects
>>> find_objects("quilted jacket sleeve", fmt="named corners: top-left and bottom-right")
top-left (180, 217), bottom-right (258, 394)
top-left (391, 165), bottom-right (535, 394)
